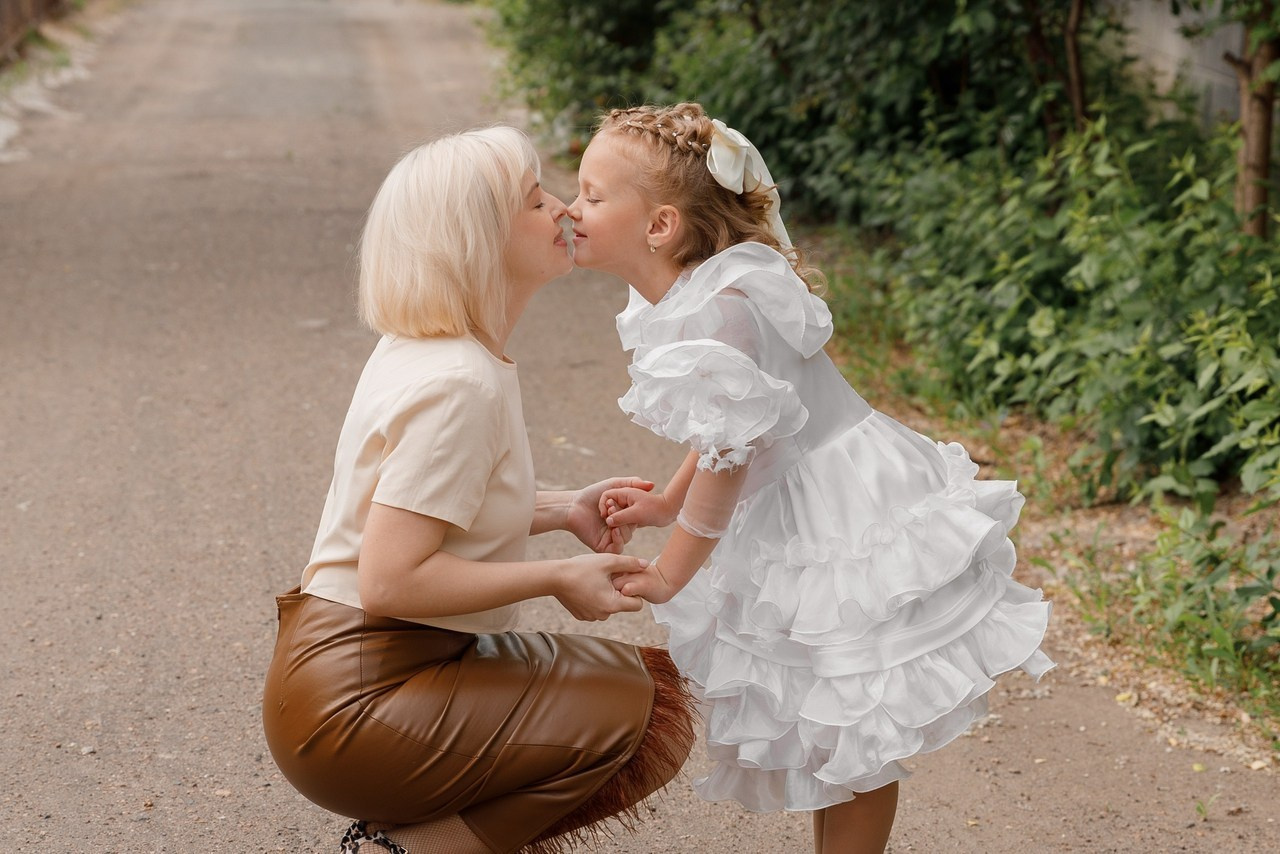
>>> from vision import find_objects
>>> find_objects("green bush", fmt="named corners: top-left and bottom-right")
top-left (877, 119), bottom-right (1280, 506)
top-left (482, 0), bottom-right (672, 146)
top-left (486, 0), bottom-right (1099, 218)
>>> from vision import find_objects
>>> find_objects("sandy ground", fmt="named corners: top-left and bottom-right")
top-left (1, 1), bottom-right (1277, 851)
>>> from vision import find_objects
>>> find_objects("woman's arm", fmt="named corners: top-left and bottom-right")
top-left (358, 502), bottom-right (647, 622)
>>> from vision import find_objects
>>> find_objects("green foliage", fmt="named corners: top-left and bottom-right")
top-left (486, 0), bottom-right (1101, 218)
top-left (647, 0), bottom-right (1049, 219)
top-left (877, 120), bottom-right (1280, 506)
top-left (481, 0), bottom-right (672, 145)
top-left (1066, 506), bottom-right (1280, 722)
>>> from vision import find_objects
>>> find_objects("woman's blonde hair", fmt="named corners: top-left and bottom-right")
top-left (358, 126), bottom-right (541, 339)
top-left (596, 103), bottom-right (825, 292)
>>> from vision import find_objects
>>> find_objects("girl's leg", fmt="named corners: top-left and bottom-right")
top-left (817, 782), bottom-right (899, 854)
top-left (812, 808), bottom-right (826, 854)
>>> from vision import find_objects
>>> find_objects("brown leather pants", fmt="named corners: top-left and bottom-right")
top-left (262, 591), bottom-right (694, 853)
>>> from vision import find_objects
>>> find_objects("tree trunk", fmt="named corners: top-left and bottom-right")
top-left (1226, 4), bottom-right (1278, 239)
top-left (1021, 0), bottom-right (1064, 147)
top-left (1065, 0), bottom-right (1088, 132)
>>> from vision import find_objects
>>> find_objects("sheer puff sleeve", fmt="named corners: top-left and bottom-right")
top-left (619, 339), bottom-right (808, 472)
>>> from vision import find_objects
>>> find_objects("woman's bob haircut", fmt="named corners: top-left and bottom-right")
top-left (358, 126), bottom-right (541, 341)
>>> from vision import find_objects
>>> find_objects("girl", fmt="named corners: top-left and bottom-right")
top-left (567, 103), bottom-right (1054, 854)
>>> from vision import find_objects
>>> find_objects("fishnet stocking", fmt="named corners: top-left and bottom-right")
top-left (370, 815), bottom-right (491, 854)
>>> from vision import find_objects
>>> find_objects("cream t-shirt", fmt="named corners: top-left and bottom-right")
top-left (301, 334), bottom-right (535, 633)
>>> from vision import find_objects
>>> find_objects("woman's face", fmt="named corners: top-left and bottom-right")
top-left (567, 134), bottom-right (654, 279)
top-left (504, 171), bottom-right (572, 294)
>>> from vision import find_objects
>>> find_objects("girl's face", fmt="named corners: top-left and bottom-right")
top-left (504, 171), bottom-right (572, 294)
top-left (567, 134), bottom-right (655, 280)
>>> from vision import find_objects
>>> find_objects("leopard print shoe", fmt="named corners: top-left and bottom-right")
top-left (338, 820), bottom-right (408, 853)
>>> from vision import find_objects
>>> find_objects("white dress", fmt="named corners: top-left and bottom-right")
top-left (617, 242), bottom-right (1055, 813)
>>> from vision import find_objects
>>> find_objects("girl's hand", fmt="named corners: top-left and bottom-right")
top-left (567, 477), bottom-right (654, 553)
top-left (612, 561), bottom-right (678, 605)
top-left (556, 553), bottom-right (648, 621)
top-left (601, 488), bottom-right (679, 530)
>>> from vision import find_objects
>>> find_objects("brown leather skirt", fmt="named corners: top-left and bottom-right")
top-left (262, 590), bottom-right (694, 854)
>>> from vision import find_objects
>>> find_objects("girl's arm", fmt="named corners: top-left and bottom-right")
top-left (612, 460), bottom-right (750, 604)
top-left (600, 451), bottom-right (701, 530)
top-left (358, 502), bottom-right (647, 622)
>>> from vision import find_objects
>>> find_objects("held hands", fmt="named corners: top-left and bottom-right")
top-left (556, 553), bottom-right (649, 621)
top-left (611, 560), bottom-right (678, 605)
top-left (600, 487), bottom-right (679, 531)
top-left (567, 477), bottom-right (655, 554)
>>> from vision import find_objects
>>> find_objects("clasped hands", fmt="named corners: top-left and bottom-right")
top-left (555, 477), bottom-right (678, 621)
top-left (599, 484), bottom-right (681, 605)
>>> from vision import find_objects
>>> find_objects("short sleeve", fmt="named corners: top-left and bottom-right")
top-left (619, 338), bottom-right (808, 471)
top-left (373, 373), bottom-right (504, 529)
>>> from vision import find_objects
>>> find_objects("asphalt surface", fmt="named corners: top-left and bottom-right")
top-left (2, 1), bottom-right (1278, 852)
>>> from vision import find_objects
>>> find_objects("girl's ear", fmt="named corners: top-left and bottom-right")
top-left (647, 204), bottom-right (681, 249)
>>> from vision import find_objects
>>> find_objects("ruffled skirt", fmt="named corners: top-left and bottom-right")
top-left (652, 412), bottom-right (1054, 812)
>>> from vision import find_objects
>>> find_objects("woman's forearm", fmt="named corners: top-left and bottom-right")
top-left (358, 502), bottom-right (647, 622)
top-left (530, 490), bottom-right (574, 536)
top-left (359, 501), bottom-right (563, 618)
top-left (360, 549), bottom-right (563, 619)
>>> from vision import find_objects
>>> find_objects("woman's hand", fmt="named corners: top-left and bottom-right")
top-left (556, 553), bottom-right (649, 621)
top-left (566, 477), bottom-right (654, 554)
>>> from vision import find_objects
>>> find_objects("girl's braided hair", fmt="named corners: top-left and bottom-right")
top-left (597, 102), bottom-right (825, 293)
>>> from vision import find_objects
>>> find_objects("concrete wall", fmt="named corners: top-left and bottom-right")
top-left (1115, 0), bottom-right (1245, 124)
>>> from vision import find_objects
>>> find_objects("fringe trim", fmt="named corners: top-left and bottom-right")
top-left (519, 646), bottom-right (697, 854)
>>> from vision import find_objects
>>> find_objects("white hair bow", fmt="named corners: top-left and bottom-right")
top-left (706, 118), bottom-right (792, 250)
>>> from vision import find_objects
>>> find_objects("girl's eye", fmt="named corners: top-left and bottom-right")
top-left (587, 197), bottom-right (601, 204)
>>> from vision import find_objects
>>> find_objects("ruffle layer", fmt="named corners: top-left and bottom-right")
top-left (650, 426), bottom-right (1054, 812)
top-left (707, 424), bottom-right (1025, 645)
top-left (658, 576), bottom-right (1052, 811)
top-left (617, 242), bottom-right (832, 357)
top-left (619, 339), bottom-right (808, 472)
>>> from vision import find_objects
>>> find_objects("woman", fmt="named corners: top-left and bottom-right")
top-left (262, 127), bottom-right (695, 854)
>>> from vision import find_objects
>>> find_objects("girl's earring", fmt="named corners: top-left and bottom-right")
top-left (649, 244), bottom-right (657, 254)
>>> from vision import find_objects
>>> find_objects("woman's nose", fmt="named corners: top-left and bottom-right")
top-left (547, 194), bottom-right (568, 220)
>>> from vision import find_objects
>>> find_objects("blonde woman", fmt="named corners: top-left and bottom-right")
top-left (263, 127), bottom-right (695, 854)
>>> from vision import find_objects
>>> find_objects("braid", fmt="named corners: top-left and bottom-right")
top-left (606, 106), bottom-right (712, 158)
top-left (597, 103), bottom-right (825, 293)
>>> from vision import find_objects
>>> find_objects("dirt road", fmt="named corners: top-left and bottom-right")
top-left (1, 1), bottom-right (1276, 851)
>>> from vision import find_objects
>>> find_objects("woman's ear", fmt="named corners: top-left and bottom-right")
top-left (647, 204), bottom-right (681, 249)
